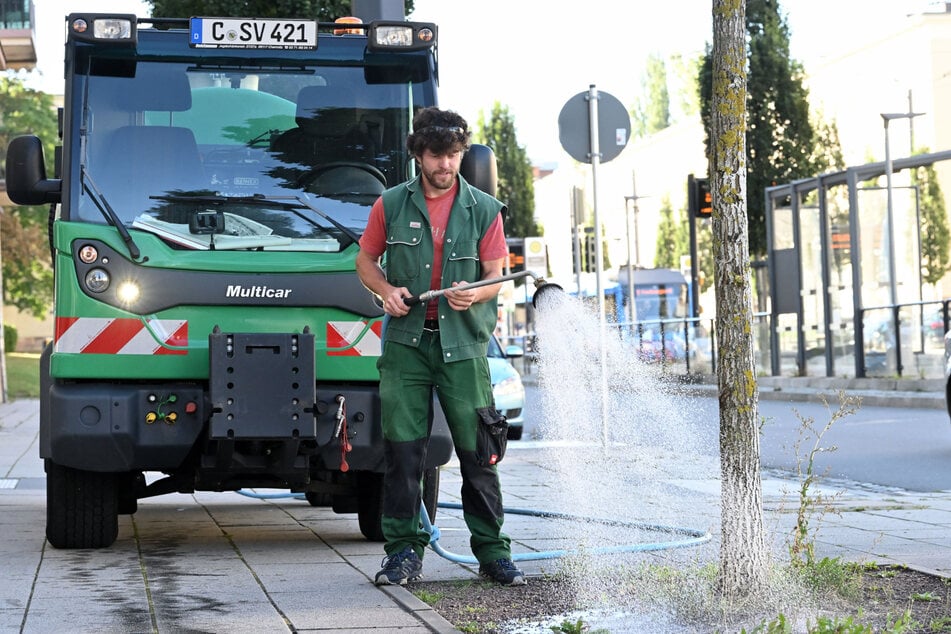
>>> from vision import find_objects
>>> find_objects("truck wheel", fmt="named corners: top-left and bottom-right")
top-left (46, 459), bottom-right (119, 549)
top-left (357, 468), bottom-right (441, 542)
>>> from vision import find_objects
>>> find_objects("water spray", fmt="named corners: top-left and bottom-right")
top-left (237, 274), bottom-right (715, 571)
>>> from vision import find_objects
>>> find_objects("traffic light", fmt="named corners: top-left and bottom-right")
top-left (688, 174), bottom-right (712, 218)
top-left (506, 239), bottom-right (525, 273)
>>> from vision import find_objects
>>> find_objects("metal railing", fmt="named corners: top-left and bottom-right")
top-left (503, 297), bottom-right (951, 381)
top-left (501, 315), bottom-right (721, 380)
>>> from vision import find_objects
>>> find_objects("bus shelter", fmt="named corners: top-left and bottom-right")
top-left (764, 149), bottom-right (951, 379)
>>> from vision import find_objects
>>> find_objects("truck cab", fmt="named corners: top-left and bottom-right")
top-left (5, 13), bottom-right (495, 549)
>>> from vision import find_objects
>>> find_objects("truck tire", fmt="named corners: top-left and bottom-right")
top-left (46, 459), bottom-right (119, 549)
top-left (357, 468), bottom-right (440, 542)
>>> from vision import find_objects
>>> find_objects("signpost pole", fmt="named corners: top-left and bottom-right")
top-left (587, 85), bottom-right (605, 319)
top-left (586, 85), bottom-right (610, 448)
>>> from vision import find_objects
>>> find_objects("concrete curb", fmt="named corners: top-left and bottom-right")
top-left (381, 586), bottom-right (462, 633)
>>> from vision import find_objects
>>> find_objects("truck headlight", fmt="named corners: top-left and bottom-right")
top-left (84, 268), bottom-right (110, 293)
top-left (116, 280), bottom-right (140, 305)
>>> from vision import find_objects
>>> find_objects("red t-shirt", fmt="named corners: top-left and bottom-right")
top-left (360, 181), bottom-right (508, 318)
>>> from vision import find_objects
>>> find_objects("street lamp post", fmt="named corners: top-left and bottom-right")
top-left (881, 111), bottom-right (925, 308)
top-left (624, 173), bottom-right (645, 325)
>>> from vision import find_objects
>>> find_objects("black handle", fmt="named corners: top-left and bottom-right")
top-left (403, 295), bottom-right (422, 306)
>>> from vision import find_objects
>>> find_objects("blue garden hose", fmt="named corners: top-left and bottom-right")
top-left (422, 501), bottom-right (711, 564)
top-left (235, 490), bottom-right (712, 563)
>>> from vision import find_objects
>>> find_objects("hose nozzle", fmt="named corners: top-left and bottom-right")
top-left (530, 274), bottom-right (564, 309)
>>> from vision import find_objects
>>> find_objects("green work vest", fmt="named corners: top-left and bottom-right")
top-left (381, 173), bottom-right (505, 362)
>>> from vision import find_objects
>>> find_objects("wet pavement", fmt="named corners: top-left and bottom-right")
top-left (2, 384), bottom-right (950, 632)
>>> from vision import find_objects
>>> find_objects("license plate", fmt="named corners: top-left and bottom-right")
top-left (190, 18), bottom-right (317, 49)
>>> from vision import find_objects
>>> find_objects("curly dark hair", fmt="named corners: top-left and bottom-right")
top-left (406, 107), bottom-right (472, 156)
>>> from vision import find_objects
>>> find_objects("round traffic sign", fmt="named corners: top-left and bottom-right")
top-left (558, 89), bottom-right (631, 163)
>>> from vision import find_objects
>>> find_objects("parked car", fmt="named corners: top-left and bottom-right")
top-left (924, 306), bottom-right (947, 344)
top-left (487, 335), bottom-right (526, 440)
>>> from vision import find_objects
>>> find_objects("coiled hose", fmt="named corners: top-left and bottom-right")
top-left (236, 491), bottom-right (712, 562)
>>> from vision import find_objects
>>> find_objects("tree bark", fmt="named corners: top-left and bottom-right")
top-left (712, 0), bottom-right (770, 597)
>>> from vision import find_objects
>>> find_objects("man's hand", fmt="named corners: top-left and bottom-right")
top-left (445, 281), bottom-right (477, 311)
top-left (382, 286), bottom-right (411, 317)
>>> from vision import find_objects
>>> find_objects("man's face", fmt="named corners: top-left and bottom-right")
top-left (418, 147), bottom-right (463, 193)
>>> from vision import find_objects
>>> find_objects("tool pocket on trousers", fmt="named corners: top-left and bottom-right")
top-left (476, 407), bottom-right (508, 466)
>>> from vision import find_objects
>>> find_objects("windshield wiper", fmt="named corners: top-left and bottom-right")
top-left (151, 193), bottom-right (361, 246)
top-left (81, 169), bottom-right (142, 260)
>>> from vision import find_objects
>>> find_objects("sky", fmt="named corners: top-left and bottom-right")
top-left (21, 0), bottom-right (932, 164)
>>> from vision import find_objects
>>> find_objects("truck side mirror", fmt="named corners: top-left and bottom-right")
top-left (460, 143), bottom-right (498, 198)
top-left (6, 135), bottom-right (62, 205)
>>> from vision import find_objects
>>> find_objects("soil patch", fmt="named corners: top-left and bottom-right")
top-left (413, 565), bottom-right (951, 633)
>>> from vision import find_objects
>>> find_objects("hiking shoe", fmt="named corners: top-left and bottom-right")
top-left (479, 558), bottom-right (526, 586)
top-left (374, 547), bottom-right (423, 586)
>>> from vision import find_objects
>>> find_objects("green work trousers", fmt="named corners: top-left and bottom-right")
top-left (377, 330), bottom-right (511, 563)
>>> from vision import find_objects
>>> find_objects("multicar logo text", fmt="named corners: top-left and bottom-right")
top-left (225, 285), bottom-right (294, 298)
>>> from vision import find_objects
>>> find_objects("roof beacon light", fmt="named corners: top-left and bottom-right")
top-left (333, 16), bottom-right (364, 36)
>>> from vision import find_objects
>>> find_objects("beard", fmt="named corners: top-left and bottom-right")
top-left (421, 165), bottom-right (456, 192)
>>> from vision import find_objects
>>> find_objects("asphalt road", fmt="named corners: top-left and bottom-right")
top-left (522, 385), bottom-right (951, 493)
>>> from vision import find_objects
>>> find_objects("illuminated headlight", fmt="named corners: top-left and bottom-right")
top-left (84, 268), bottom-right (111, 293)
top-left (493, 375), bottom-right (524, 398)
top-left (93, 18), bottom-right (132, 39)
top-left (116, 281), bottom-right (140, 304)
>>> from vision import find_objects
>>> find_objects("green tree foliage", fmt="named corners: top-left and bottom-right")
top-left (149, 0), bottom-right (414, 19)
top-left (699, 0), bottom-right (816, 257)
top-left (695, 215), bottom-right (714, 294)
top-left (669, 53), bottom-right (702, 123)
top-left (631, 53), bottom-right (670, 139)
top-left (653, 195), bottom-right (684, 269)
top-left (475, 102), bottom-right (539, 238)
top-left (912, 149), bottom-right (951, 287)
top-left (0, 76), bottom-right (57, 318)
top-left (809, 110), bottom-right (845, 175)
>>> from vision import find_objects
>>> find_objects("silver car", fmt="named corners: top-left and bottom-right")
top-left (488, 336), bottom-right (526, 440)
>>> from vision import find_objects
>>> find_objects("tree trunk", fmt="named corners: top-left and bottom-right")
top-left (711, 0), bottom-right (770, 597)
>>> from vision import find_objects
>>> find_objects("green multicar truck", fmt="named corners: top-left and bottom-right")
top-left (5, 7), bottom-right (498, 548)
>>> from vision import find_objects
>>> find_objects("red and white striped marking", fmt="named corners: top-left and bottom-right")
top-left (54, 317), bottom-right (188, 355)
top-left (326, 321), bottom-right (382, 357)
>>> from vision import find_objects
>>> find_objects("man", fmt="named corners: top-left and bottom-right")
top-left (355, 107), bottom-right (525, 587)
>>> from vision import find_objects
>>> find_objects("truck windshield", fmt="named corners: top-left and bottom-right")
top-left (74, 62), bottom-right (416, 252)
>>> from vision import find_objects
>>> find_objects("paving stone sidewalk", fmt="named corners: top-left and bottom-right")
top-left (2, 396), bottom-right (949, 633)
